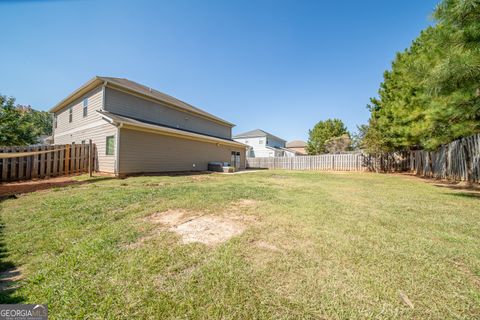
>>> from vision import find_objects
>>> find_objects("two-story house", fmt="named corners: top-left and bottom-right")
top-left (50, 76), bottom-right (247, 175)
top-left (233, 129), bottom-right (289, 157)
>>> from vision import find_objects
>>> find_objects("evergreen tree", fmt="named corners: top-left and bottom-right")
top-left (364, 0), bottom-right (480, 152)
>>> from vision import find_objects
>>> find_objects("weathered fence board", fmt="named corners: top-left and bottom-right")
top-left (409, 133), bottom-right (480, 183)
top-left (0, 143), bottom-right (97, 182)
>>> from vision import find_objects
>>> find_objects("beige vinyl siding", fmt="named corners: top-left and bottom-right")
top-left (118, 128), bottom-right (245, 174)
top-left (54, 86), bottom-right (104, 135)
top-left (53, 122), bottom-right (117, 173)
top-left (104, 87), bottom-right (231, 139)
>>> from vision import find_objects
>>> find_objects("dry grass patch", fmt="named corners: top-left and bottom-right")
top-left (254, 240), bottom-right (283, 253)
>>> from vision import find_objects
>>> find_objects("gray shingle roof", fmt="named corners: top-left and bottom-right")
top-left (286, 140), bottom-right (307, 148)
top-left (233, 129), bottom-right (286, 142)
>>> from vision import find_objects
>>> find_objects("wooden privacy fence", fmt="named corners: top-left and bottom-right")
top-left (247, 152), bottom-right (409, 172)
top-left (0, 142), bottom-right (97, 182)
top-left (410, 133), bottom-right (480, 183)
top-left (247, 133), bottom-right (480, 183)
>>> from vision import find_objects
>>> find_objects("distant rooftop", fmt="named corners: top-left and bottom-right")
top-left (286, 140), bottom-right (307, 148)
top-left (233, 129), bottom-right (285, 142)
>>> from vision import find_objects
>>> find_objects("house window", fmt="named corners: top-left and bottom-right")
top-left (69, 107), bottom-right (73, 123)
top-left (83, 98), bottom-right (88, 117)
top-left (81, 140), bottom-right (85, 144)
top-left (54, 114), bottom-right (57, 129)
top-left (106, 135), bottom-right (115, 155)
top-left (259, 139), bottom-right (264, 144)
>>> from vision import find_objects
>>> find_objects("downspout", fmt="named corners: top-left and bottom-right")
top-left (115, 123), bottom-right (123, 176)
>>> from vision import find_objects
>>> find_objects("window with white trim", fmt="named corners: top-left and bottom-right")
top-left (106, 135), bottom-right (115, 155)
top-left (83, 98), bottom-right (88, 117)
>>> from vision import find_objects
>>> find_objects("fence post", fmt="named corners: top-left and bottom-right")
top-left (89, 139), bottom-right (93, 177)
top-left (65, 144), bottom-right (70, 175)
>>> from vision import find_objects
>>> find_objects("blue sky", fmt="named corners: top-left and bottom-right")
top-left (0, 0), bottom-right (438, 141)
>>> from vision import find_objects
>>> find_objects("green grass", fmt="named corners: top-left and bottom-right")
top-left (0, 171), bottom-right (479, 319)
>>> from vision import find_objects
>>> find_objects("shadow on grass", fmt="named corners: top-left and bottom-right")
top-left (0, 176), bottom-right (116, 199)
top-left (445, 192), bottom-right (480, 199)
top-left (0, 222), bottom-right (24, 304)
top-left (431, 181), bottom-right (480, 200)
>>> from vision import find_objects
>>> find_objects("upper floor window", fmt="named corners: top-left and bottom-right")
top-left (69, 107), bottom-right (73, 123)
top-left (54, 114), bottom-right (57, 129)
top-left (259, 139), bottom-right (264, 144)
top-left (83, 98), bottom-right (88, 117)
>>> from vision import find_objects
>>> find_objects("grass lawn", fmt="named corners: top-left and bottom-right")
top-left (0, 171), bottom-right (479, 319)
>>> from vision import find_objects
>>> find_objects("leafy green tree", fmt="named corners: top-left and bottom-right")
top-left (306, 119), bottom-right (349, 154)
top-left (324, 134), bottom-right (352, 153)
top-left (20, 105), bottom-right (53, 137)
top-left (0, 94), bottom-right (52, 146)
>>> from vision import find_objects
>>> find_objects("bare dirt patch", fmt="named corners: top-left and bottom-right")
top-left (129, 199), bottom-right (260, 247)
top-left (0, 177), bottom-right (77, 197)
top-left (0, 175), bottom-right (115, 197)
top-left (171, 216), bottom-right (245, 245)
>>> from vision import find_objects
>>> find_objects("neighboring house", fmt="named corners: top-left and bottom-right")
top-left (286, 140), bottom-right (308, 155)
top-left (37, 135), bottom-right (53, 145)
top-left (50, 76), bottom-right (247, 175)
top-left (233, 129), bottom-right (287, 157)
top-left (282, 147), bottom-right (302, 157)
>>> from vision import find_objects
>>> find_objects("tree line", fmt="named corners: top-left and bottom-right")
top-left (0, 93), bottom-right (52, 146)
top-left (307, 0), bottom-right (479, 155)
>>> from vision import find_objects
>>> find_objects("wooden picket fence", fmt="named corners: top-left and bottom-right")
top-left (0, 143), bottom-right (97, 182)
top-left (247, 133), bottom-right (480, 183)
top-left (247, 152), bottom-right (409, 172)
